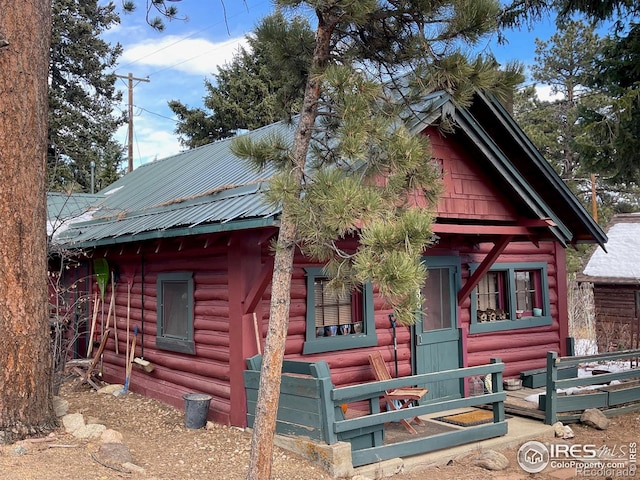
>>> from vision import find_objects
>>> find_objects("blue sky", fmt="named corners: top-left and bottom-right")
top-left (102, 1), bottom-right (560, 168)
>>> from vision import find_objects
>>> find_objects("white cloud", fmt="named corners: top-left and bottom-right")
top-left (121, 35), bottom-right (249, 76)
top-left (133, 126), bottom-right (182, 167)
top-left (536, 84), bottom-right (564, 102)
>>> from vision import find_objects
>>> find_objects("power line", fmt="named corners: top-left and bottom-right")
top-left (135, 106), bottom-right (177, 122)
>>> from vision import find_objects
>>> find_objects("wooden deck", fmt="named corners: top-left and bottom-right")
top-left (503, 386), bottom-right (545, 420)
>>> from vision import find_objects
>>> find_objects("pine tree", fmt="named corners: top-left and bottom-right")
top-left (517, 19), bottom-right (603, 182)
top-left (0, 0), bottom-right (56, 442)
top-left (228, 2), bottom-right (534, 478)
top-left (49, 0), bottom-right (125, 192)
top-left (556, 1), bottom-right (640, 182)
top-left (515, 19), bottom-right (640, 222)
top-left (168, 11), bottom-right (314, 147)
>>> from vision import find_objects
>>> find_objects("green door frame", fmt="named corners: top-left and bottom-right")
top-left (414, 256), bottom-right (464, 401)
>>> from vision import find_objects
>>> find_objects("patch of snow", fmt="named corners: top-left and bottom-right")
top-left (583, 222), bottom-right (640, 278)
top-left (103, 185), bottom-right (124, 196)
top-left (575, 338), bottom-right (598, 356)
top-left (524, 392), bottom-right (541, 404)
top-left (48, 209), bottom-right (95, 238)
top-left (521, 351), bottom-right (637, 403)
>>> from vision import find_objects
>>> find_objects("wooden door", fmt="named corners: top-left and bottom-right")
top-left (415, 257), bottom-right (463, 401)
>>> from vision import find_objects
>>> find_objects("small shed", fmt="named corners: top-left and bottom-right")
top-left (580, 213), bottom-right (640, 351)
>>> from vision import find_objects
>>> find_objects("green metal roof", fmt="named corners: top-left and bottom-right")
top-left (52, 90), bottom-right (606, 250)
top-left (47, 192), bottom-right (104, 238)
top-left (55, 121), bottom-right (292, 247)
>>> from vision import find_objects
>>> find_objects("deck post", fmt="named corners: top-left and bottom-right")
top-left (545, 351), bottom-right (559, 425)
top-left (566, 337), bottom-right (575, 357)
top-left (311, 361), bottom-right (339, 444)
top-left (490, 358), bottom-right (504, 423)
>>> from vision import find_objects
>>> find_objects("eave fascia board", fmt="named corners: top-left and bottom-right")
top-left (62, 216), bottom-right (280, 250)
top-left (452, 107), bottom-right (573, 246)
top-left (475, 91), bottom-right (607, 248)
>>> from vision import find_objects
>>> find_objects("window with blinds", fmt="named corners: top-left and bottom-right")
top-left (314, 280), bottom-right (353, 327)
top-left (303, 266), bottom-right (376, 354)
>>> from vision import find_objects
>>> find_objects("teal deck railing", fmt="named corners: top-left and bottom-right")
top-left (542, 349), bottom-right (640, 425)
top-left (245, 355), bottom-right (507, 468)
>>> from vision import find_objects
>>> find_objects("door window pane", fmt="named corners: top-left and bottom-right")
top-left (422, 268), bottom-right (452, 332)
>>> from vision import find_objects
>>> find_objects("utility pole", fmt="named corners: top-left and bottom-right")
top-left (590, 173), bottom-right (598, 223)
top-left (115, 73), bottom-right (149, 173)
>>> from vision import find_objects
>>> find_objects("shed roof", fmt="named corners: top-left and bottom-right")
top-left (580, 213), bottom-right (640, 284)
top-left (47, 192), bottom-right (104, 238)
top-left (52, 91), bottom-right (606, 250)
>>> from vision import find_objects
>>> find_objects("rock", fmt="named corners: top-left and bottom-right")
top-left (12, 445), bottom-right (27, 455)
top-left (53, 396), bottom-right (69, 417)
top-left (473, 450), bottom-right (509, 471)
top-left (97, 384), bottom-right (125, 395)
top-left (62, 413), bottom-right (85, 433)
top-left (73, 423), bottom-right (107, 439)
top-left (580, 408), bottom-right (610, 430)
top-left (552, 421), bottom-right (575, 439)
top-left (553, 422), bottom-right (565, 437)
top-left (101, 429), bottom-right (124, 444)
top-left (205, 421), bottom-right (216, 430)
top-left (122, 462), bottom-right (146, 473)
top-left (96, 442), bottom-right (133, 464)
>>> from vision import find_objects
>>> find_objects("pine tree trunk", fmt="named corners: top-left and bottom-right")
top-left (246, 16), bottom-right (335, 480)
top-left (0, 0), bottom-right (55, 443)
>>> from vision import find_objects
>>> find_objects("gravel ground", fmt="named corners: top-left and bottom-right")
top-left (1, 377), bottom-right (638, 480)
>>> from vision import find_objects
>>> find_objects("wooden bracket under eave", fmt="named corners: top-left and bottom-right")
top-left (457, 235), bottom-right (513, 305)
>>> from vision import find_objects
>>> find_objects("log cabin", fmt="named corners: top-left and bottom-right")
top-left (580, 213), bottom-right (640, 352)
top-left (50, 90), bottom-right (606, 427)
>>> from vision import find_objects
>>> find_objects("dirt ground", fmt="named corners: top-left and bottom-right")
top-left (1, 378), bottom-right (638, 480)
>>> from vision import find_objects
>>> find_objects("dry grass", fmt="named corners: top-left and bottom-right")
top-left (567, 279), bottom-right (597, 355)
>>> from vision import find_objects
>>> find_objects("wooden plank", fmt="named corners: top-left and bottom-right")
top-left (539, 392), bottom-right (608, 412)
top-left (605, 384), bottom-right (640, 406)
top-left (457, 235), bottom-right (513, 304)
top-left (337, 424), bottom-right (384, 450)
top-left (351, 422), bottom-right (508, 467)
top-left (332, 362), bottom-right (504, 403)
top-left (245, 396), bottom-right (323, 430)
top-left (504, 403), bottom-right (546, 420)
top-left (246, 413), bottom-right (324, 441)
top-left (431, 224), bottom-right (534, 235)
top-left (521, 366), bottom-right (578, 388)
top-left (334, 392), bottom-right (505, 433)
top-left (245, 388), bottom-right (321, 416)
top-left (243, 371), bottom-right (321, 398)
top-left (282, 360), bottom-right (314, 376)
top-left (557, 368), bottom-right (640, 389)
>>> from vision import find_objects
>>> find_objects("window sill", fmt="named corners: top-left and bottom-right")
top-left (469, 315), bottom-right (552, 334)
top-left (156, 337), bottom-right (195, 355)
top-left (303, 334), bottom-right (377, 355)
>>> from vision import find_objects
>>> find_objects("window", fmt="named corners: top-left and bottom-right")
top-left (470, 262), bottom-right (551, 334)
top-left (303, 267), bottom-right (377, 354)
top-left (156, 272), bottom-right (195, 354)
